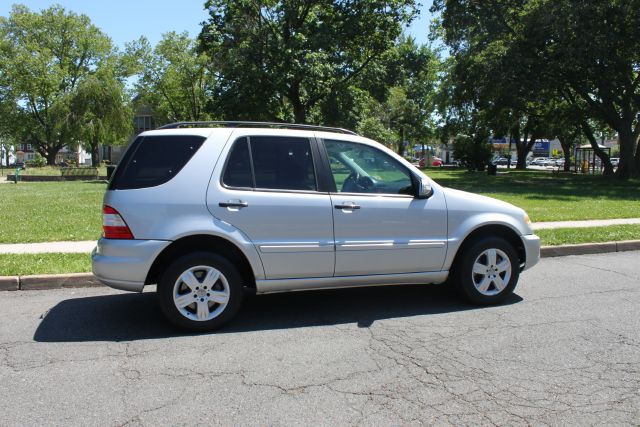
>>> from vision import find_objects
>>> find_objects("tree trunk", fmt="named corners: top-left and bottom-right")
top-left (515, 133), bottom-right (536, 170)
top-left (288, 83), bottom-right (306, 123)
top-left (616, 127), bottom-right (638, 179)
top-left (397, 126), bottom-right (405, 156)
top-left (44, 148), bottom-right (58, 166)
top-left (91, 142), bottom-right (100, 167)
top-left (515, 142), bottom-right (528, 169)
top-left (37, 142), bottom-right (63, 166)
top-left (558, 137), bottom-right (572, 172)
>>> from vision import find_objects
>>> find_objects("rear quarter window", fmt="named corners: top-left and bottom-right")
top-left (109, 135), bottom-right (206, 190)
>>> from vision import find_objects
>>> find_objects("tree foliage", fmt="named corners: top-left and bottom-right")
top-left (452, 132), bottom-right (492, 171)
top-left (198, 0), bottom-right (418, 123)
top-left (0, 5), bottom-right (117, 165)
top-left (432, 0), bottom-right (640, 178)
top-left (356, 36), bottom-right (440, 153)
top-left (128, 32), bottom-right (214, 124)
top-left (70, 71), bottom-right (132, 166)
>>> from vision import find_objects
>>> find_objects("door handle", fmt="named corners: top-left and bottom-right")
top-left (219, 201), bottom-right (249, 208)
top-left (335, 202), bottom-right (360, 210)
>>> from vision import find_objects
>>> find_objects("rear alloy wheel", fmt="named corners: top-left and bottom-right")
top-left (454, 237), bottom-right (520, 305)
top-left (158, 252), bottom-right (243, 331)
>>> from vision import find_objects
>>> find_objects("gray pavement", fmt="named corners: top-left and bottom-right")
top-left (1, 251), bottom-right (639, 425)
top-left (1, 218), bottom-right (640, 255)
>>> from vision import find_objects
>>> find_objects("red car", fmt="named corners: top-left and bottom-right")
top-left (432, 157), bottom-right (443, 167)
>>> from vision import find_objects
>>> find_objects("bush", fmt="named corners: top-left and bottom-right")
top-left (25, 153), bottom-right (46, 168)
top-left (452, 134), bottom-right (493, 171)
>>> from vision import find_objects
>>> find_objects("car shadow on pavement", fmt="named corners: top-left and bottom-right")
top-left (33, 284), bottom-right (522, 342)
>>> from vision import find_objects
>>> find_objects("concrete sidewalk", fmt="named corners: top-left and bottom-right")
top-left (0, 218), bottom-right (639, 254)
top-left (531, 217), bottom-right (640, 230)
top-left (0, 241), bottom-right (96, 254)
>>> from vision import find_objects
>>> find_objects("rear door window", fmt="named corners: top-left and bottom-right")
top-left (109, 135), bottom-right (206, 190)
top-left (222, 136), bottom-right (317, 191)
top-left (222, 137), bottom-right (253, 188)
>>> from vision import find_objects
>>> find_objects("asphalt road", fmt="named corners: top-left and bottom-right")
top-left (1, 251), bottom-right (639, 426)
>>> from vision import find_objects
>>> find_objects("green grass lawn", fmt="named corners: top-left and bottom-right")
top-left (424, 168), bottom-right (640, 222)
top-left (0, 253), bottom-right (91, 276)
top-left (536, 224), bottom-right (640, 246)
top-left (0, 181), bottom-right (105, 243)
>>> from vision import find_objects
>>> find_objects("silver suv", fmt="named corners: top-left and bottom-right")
top-left (92, 122), bottom-right (540, 330)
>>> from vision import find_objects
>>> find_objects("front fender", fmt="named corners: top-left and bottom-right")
top-left (443, 213), bottom-right (528, 270)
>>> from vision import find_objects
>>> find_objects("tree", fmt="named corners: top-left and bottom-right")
top-left (357, 116), bottom-right (397, 146)
top-left (199, 0), bottom-right (418, 123)
top-left (70, 71), bottom-right (132, 166)
top-left (356, 37), bottom-right (440, 153)
top-left (128, 32), bottom-right (214, 125)
top-left (452, 132), bottom-right (492, 172)
top-left (432, 0), bottom-right (640, 179)
top-left (0, 5), bottom-right (114, 165)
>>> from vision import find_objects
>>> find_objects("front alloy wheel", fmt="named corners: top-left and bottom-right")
top-left (454, 237), bottom-right (520, 305)
top-left (471, 248), bottom-right (512, 296)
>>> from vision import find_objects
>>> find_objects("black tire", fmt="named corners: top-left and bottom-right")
top-left (157, 252), bottom-right (244, 331)
top-left (452, 237), bottom-right (520, 305)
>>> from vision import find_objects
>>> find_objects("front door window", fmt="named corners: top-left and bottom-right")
top-left (324, 140), bottom-right (414, 195)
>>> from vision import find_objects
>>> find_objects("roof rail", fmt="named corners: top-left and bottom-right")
top-left (157, 121), bottom-right (358, 135)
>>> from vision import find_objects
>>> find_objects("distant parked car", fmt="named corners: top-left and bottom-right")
top-left (531, 157), bottom-right (550, 166)
top-left (610, 157), bottom-right (619, 167)
top-left (432, 157), bottom-right (443, 167)
top-left (492, 157), bottom-right (512, 166)
top-left (554, 158), bottom-right (565, 167)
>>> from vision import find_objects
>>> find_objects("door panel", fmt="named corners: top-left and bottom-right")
top-left (323, 139), bottom-right (448, 276)
top-left (331, 194), bottom-right (447, 275)
top-left (213, 191), bottom-right (335, 279)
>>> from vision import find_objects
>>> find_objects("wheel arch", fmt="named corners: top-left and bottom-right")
top-left (145, 234), bottom-right (257, 290)
top-left (450, 224), bottom-right (526, 272)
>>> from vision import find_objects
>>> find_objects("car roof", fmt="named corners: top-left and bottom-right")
top-left (157, 121), bottom-right (357, 135)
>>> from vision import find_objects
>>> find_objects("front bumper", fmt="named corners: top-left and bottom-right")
top-left (91, 238), bottom-right (170, 292)
top-left (521, 234), bottom-right (541, 271)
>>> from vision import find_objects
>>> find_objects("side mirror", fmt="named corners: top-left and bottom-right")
top-left (416, 178), bottom-right (433, 199)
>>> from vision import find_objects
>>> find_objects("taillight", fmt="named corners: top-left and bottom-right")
top-left (102, 205), bottom-right (134, 239)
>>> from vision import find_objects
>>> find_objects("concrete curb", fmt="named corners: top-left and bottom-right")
top-left (0, 273), bottom-right (103, 291)
top-left (540, 240), bottom-right (640, 258)
top-left (0, 240), bottom-right (639, 291)
top-left (19, 273), bottom-right (102, 290)
top-left (0, 276), bottom-right (19, 291)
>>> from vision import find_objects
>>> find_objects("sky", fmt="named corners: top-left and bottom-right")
top-left (0, 1), bottom-right (434, 49)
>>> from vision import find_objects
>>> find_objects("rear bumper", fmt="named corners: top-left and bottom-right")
top-left (521, 234), bottom-right (541, 271)
top-left (91, 238), bottom-right (170, 292)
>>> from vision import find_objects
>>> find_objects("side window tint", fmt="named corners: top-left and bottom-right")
top-left (222, 138), bottom-right (252, 188)
top-left (109, 135), bottom-right (205, 190)
top-left (324, 140), bottom-right (414, 195)
top-left (251, 136), bottom-right (316, 191)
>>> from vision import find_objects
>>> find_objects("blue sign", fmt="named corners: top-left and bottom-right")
top-left (532, 141), bottom-right (550, 155)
